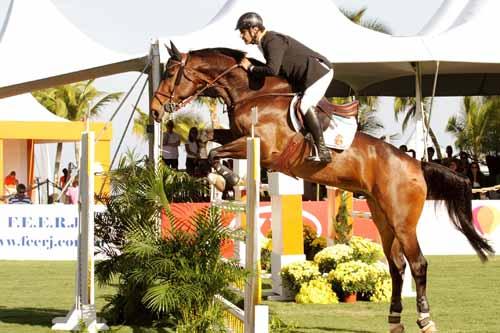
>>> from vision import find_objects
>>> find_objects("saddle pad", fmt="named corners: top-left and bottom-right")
top-left (289, 95), bottom-right (357, 150)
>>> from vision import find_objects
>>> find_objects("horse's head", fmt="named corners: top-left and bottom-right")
top-left (151, 42), bottom-right (245, 122)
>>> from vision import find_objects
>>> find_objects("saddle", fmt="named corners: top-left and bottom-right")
top-left (294, 96), bottom-right (359, 129)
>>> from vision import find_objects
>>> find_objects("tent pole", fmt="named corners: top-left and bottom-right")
top-left (148, 40), bottom-right (162, 166)
top-left (414, 63), bottom-right (428, 161)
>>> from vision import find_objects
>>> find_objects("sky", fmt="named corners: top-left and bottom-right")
top-left (1, 0), bottom-right (462, 171)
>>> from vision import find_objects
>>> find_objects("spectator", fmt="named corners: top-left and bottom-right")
top-left (185, 127), bottom-right (199, 176)
top-left (59, 168), bottom-right (69, 189)
top-left (458, 151), bottom-right (470, 175)
top-left (162, 120), bottom-right (181, 169)
top-left (408, 149), bottom-right (416, 159)
top-left (399, 145), bottom-right (408, 152)
top-left (8, 183), bottom-right (32, 204)
top-left (4, 171), bottom-right (18, 197)
top-left (65, 179), bottom-right (79, 204)
top-left (448, 159), bottom-right (460, 173)
top-left (443, 145), bottom-right (454, 166)
top-left (467, 161), bottom-right (488, 199)
top-left (197, 129), bottom-right (211, 177)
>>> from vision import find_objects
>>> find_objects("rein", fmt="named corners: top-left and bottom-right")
top-left (155, 53), bottom-right (240, 113)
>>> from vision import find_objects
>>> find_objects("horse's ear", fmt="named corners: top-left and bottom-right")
top-left (170, 41), bottom-right (182, 61)
top-left (165, 43), bottom-right (174, 58)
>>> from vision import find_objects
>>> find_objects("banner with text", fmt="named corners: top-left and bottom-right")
top-left (0, 205), bottom-right (79, 260)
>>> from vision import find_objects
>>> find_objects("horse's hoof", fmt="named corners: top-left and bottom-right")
top-left (390, 323), bottom-right (405, 333)
top-left (420, 321), bottom-right (437, 333)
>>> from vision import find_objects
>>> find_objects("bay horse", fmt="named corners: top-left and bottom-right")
top-left (150, 43), bottom-right (494, 333)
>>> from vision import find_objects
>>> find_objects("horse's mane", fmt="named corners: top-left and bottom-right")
top-left (189, 47), bottom-right (266, 67)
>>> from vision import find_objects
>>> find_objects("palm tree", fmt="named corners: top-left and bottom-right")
top-left (394, 97), bottom-right (443, 159)
top-left (33, 80), bottom-right (122, 183)
top-left (340, 7), bottom-right (392, 34)
top-left (196, 96), bottom-right (222, 129)
top-left (446, 96), bottom-right (498, 160)
top-left (95, 155), bottom-right (244, 329)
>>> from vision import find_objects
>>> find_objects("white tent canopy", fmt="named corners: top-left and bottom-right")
top-left (159, 0), bottom-right (433, 96)
top-left (157, 0), bottom-right (500, 97)
top-left (0, 94), bottom-right (68, 122)
top-left (0, 0), bottom-right (148, 99)
top-left (1, 0), bottom-right (500, 99)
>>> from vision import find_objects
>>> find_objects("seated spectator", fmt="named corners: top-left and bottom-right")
top-left (399, 145), bottom-right (408, 152)
top-left (4, 171), bottom-right (19, 198)
top-left (8, 183), bottom-right (32, 204)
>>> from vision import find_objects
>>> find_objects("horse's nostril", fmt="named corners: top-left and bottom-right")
top-left (153, 110), bottom-right (160, 119)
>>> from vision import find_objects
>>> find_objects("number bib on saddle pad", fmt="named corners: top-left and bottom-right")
top-left (289, 95), bottom-right (357, 150)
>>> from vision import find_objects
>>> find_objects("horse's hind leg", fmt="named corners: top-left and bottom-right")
top-left (367, 199), bottom-right (407, 333)
top-left (388, 199), bottom-right (437, 333)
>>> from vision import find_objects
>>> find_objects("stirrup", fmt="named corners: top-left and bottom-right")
top-left (306, 144), bottom-right (321, 162)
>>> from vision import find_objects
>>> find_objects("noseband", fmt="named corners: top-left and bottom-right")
top-left (154, 53), bottom-right (240, 114)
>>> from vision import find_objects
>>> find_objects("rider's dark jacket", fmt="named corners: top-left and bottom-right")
top-left (249, 31), bottom-right (332, 92)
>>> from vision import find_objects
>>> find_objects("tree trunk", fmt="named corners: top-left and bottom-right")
top-left (74, 141), bottom-right (81, 168)
top-left (53, 143), bottom-right (63, 185)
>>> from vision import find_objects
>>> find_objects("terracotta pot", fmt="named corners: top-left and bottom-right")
top-left (343, 292), bottom-right (357, 303)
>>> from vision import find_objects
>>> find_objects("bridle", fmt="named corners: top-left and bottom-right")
top-left (154, 53), bottom-right (240, 114)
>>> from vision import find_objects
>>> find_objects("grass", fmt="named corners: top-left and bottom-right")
top-left (0, 256), bottom-right (498, 333)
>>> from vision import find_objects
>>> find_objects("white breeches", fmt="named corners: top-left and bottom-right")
top-left (300, 65), bottom-right (334, 115)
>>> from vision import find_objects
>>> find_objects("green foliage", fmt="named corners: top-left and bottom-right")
top-left (349, 236), bottom-right (384, 264)
top-left (313, 244), bottom-right (353, 274)
top-left (32, 80), bottom-right (122, 121)
top-left (295, 278), bottom-right (339, 304)
top-left (280, 261), bottom-right (321, 294)
top-left (446, 96), bottom-right (500, 159)
top-left (334, 191), bottom-right (352, 244)
top-left (260, 236), bottom-right (272, 272)
top-left (303, 224), bottom-right (327, 260)
top-left (94, 155), bottom-right (245, 330)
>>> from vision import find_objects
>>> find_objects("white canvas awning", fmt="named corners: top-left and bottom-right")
top-left (0, 94), bottom-right (68, 122)
top-left (0, 0), bottom-right (148, 99)
top-left (157, 0), bottom-right (500, 97)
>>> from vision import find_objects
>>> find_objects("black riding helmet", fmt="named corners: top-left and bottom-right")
top-left (235, 12), bottom-right (264, 30)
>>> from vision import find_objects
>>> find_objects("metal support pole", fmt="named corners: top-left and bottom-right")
top-left (148, 40), bottom-right (162, 166)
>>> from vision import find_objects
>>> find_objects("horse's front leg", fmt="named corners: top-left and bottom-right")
top-left (208, 137), bottom-right (249, 191)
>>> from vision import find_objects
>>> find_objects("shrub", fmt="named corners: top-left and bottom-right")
top-left (280, 261), bottom-right (320, 294)
top-left (327, 260), bottom-right (391, 301)
top-left (95, 156), bottom-right (245, 330)
top-left (327, 260), bottom-right (371, 295)
top-left (295, 278), bottom-right (339, 304)
top-left (260, 237), bottom-right (272, 272)
top-left (313, 244), bottom-right (353, 273)
top-left (303, 224), bottom-right (327, 260)
top-left (349, 236), bottom-right (384, 264)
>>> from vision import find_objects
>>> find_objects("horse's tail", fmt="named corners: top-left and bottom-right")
top-left (421, 161), bottom-right (494, 262)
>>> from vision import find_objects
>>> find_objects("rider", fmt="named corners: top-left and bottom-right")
top-left (236, 12), bottom-right (333, 163)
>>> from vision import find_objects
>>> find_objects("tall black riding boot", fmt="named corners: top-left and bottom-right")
top-left (304, 107), bottom-right (332, 163)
